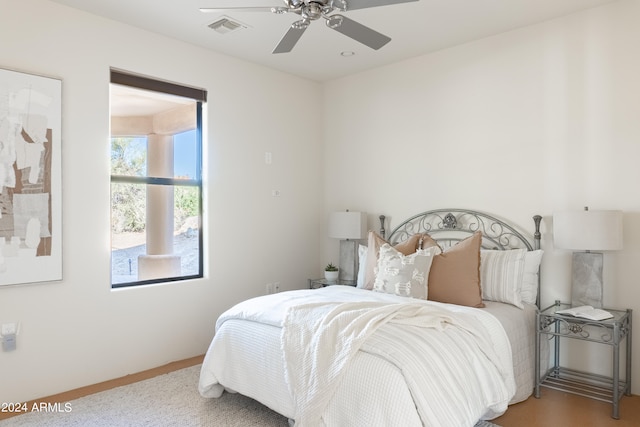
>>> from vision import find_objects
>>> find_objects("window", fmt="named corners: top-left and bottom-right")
top-left (110, 70), bottom-right (206, 287)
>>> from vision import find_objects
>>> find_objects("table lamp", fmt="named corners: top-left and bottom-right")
top-left (329, 210), bottom-right (367, 282)
top-left (553, 207), bottom-right (623, 308)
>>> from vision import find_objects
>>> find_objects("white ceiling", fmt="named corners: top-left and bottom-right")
top-left (50, 0), bottom-right (618, 82)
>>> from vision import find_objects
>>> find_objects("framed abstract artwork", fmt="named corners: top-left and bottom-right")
top-left (0, 67), bottom-right (62, 286)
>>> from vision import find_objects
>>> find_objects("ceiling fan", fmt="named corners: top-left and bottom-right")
top-left (200, 0), bottom-right (419, 54)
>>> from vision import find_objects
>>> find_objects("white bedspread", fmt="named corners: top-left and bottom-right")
top-left (199, 287), bottom-right (516, 427)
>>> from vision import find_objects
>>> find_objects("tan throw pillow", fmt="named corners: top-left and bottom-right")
top-left (363, 231), bottom-right (440, 290)
top-left (427, 231), bottom-right (484, 308)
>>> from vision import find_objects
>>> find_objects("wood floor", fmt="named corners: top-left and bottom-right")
top-left (494, 387), bottom-right (640, 427)
top-left (3, 355), bottom-right (639, 426)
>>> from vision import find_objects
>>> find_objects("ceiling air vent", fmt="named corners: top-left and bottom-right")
top-left (208, 17), bottom-right (246, 34)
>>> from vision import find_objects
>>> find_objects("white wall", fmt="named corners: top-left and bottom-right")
top-left (323, 0), bottom-right (640, 394)
top-left (0, 0), bottom-right (323, 402)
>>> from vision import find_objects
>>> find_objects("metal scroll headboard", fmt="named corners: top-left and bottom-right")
top-left (381, 208), bottom-right (542, 252)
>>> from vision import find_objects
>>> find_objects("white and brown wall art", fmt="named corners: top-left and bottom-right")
top-left (0, 67), bottom-right (61, 286)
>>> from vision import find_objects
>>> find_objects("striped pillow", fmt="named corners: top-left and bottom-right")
top-left (480, 249), bottom-right (526, 308)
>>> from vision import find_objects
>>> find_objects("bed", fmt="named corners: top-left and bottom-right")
top-left (199, 209), bottom-right (546, 426)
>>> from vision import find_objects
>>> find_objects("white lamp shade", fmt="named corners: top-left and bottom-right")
top-left (329, 211), bottom-right (367, 240)
top-left (553, 210), bottom-right (623, 251)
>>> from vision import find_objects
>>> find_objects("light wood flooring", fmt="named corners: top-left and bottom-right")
top-left (2, 355), bottom-right (639, 426)
top-left (494, 387), bottom-right (640, 427)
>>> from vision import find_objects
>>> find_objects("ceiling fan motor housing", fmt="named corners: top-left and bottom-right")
top-left (286, 0), bottom-right (331, 9)
top-left (302, 3), bottom-right (324, 20)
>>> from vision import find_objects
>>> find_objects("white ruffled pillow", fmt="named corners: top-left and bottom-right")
top-left (520, 250), bottom-right (544, 305)
top-left (373, 244), bottom-right (436, 299)
top-left (356, 244), bottom-right (368, 288)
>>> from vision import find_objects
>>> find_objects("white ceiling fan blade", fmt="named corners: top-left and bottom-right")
top-left (327, 15), bottom-right (391, 50)
top-left (273, 22), bottom-right (308, 54)
top-left (199, 6), bottom-right (288, 13)
top-left (339, 0), bottom-right (419, 11)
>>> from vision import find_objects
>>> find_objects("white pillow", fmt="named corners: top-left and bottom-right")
top-left (356, 244), bottom-right (368, 288)
top-left (373, 244), bottom-right (436, 299)
top-left (480, 249), bottom-right (526, 308)
top-left (520, 250), bottom-right (543, 305)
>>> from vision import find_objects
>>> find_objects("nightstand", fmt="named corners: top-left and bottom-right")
top-left (308, 278), bottom-right (356, 289)
top-left (535, 300), bottom-right (632, 419)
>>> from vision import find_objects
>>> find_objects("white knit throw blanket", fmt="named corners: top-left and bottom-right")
top-left (281, 301), bottom-right (501, 427)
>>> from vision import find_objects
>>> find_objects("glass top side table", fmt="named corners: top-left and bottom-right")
top-left (535, 300), bottom-right (632, 419)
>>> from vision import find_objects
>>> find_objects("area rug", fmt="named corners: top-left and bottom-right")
top-left (0, 365), bottom-right (500, 426)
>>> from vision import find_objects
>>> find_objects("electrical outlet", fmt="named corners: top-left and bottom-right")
top-left (265, 283), bottom-right (273, 294)
top-left (2, 334), bottom-right (16, 352)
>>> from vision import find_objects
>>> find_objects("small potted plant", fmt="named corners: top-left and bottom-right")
top-left (324, 263), bottom-right (339, 282)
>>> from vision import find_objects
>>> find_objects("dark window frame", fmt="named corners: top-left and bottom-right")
top-left (110, 70), bottom-right (205, 288)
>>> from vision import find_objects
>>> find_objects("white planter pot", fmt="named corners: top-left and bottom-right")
top-left (324, 270), bottom-right (339, 282)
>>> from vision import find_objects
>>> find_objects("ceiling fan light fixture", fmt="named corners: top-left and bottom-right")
top-left (292, 20), bottom-right (311, 30)
top-left (208, 17), bottom-right (246, 34)
top-left (326, 14), bottom-right (344, 29)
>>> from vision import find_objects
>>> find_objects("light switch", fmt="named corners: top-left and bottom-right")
top-left (1, 323), bottom-right (18, 336)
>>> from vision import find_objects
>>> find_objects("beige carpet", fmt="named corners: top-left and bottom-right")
top-left (1, 365), bottom-right (500, 426)
top-left (0, 365), bottom-right (287, 427)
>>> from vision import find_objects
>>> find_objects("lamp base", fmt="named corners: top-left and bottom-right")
top-left (571, 252), bottom-right (603, 308)
top-left (338, 240), bottom-right (359, 282)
